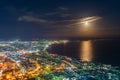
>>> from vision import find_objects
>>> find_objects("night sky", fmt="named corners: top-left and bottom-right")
top-left (0, 0), bottom-right (120, 40)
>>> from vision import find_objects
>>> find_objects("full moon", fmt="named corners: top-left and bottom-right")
top-left (85, 21), bottom-right (89, 25)
top-left (80, 16), bottom-right (102, 26)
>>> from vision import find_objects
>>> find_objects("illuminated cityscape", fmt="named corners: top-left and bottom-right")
top-left (0, 40), bottom-right (119, 80)
top-left (0, 0), bottom-right (120, 80)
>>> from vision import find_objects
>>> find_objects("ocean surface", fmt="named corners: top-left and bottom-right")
top-left (48, 39), bottom-right (120, 67)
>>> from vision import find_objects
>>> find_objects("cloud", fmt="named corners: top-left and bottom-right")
top-left (44, 12), bottom-right (59, 16)
top-left (52, 16), bottom-right (102, 26)
top-left (18, 14), bottom-right (101, 28)
top-left (44, 12), bottom-right (71, 18)
top-left (18, 16), bottom-right (47, 23)
top-left (58, 16), bottom-right (101, 22)
top-left (60, 13), bottom-right (71, 17)
top-left (80, 16), bottom-right (102, 24)
top-left (58, 6), bottom-right (69, 11)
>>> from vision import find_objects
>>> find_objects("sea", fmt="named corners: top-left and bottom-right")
top-left (48, 39), bottom-right (120, 67)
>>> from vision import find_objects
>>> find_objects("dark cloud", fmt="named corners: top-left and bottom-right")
top-left (18, 14), bottom-right (102, 28)
top-left (18, 16), bottom-right (47, 23)
top-left (44, 12), bottom-right (59, 16)
top-left (58, 6), bottom-right (69, 11)
top-left (60, 13), bottom-right (71, 17)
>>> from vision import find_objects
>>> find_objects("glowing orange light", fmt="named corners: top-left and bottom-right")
top-left (80, 41), bottom-right (92, 62)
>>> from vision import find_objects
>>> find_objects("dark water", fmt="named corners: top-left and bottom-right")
top-left (48, 40), bottom-right (120, 66)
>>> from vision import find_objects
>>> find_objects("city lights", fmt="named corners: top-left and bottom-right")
top-left (0, 40), bottom-right (119, 80)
